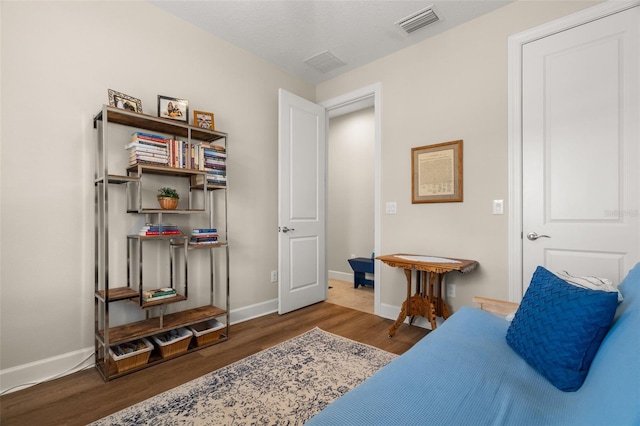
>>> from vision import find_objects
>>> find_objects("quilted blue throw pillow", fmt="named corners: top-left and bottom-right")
top-left (506, 266), bottom-right (619, 391)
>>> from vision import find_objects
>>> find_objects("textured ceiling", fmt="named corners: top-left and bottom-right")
top-left (149, 1), bottom-right (513, 84)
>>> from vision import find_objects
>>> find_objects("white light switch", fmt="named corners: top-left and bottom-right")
top-left (493, 199), bottom-right (504, 215)
top-left (385, 202), bottom-right (397, 214)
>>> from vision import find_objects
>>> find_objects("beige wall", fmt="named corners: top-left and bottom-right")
top-left (316, 0), bottom-right (599, 311)
top-left (0, 0), bottom-right (600, 389)
top-left (0, 1), bottom-right (312, 374)
top-left (328, 108), bottom-right (375, 276)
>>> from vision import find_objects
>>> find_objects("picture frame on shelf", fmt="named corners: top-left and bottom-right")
top-left (194, 110), bottom-right (215, 130)
top-left (108, 89), bottom-right (142, 113)
top-left (158, 95), bottom-right (189, 122)
top-left (411, 140), bottom-right (463, 203)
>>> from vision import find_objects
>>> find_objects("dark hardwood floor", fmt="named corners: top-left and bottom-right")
top-left (0, 302), bottom-right (429, 426)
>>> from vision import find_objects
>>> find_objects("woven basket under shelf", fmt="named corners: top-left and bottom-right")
top-left (152, 328), bottom-right (192, 358)
top-left (109, 338), bottom-right (153, 373)
top-left (189, 319), bottom-right (226, 346)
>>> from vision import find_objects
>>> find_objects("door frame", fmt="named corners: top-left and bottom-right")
top-left (319, 82), bottom-right (382, 315)
top-left (507, 0), bottom-right (639, 301)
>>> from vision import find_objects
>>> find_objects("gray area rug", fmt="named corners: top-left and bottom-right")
top-left (91, 327), bottom-right (397, 425)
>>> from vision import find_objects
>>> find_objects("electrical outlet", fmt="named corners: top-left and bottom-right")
top-left (271, 270), bottom-right (278, 283)
top-left (447, 284), bottom-right (456, 298)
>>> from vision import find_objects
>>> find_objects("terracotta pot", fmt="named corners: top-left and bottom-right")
top-left (158, 197), bottom-right (179, 210)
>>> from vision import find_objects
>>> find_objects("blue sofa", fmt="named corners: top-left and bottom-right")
top-left (308, 263), bottom-right (640, 425)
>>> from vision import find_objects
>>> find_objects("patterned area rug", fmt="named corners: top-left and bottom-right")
top-left (91, 327), bottom-right (397, 425)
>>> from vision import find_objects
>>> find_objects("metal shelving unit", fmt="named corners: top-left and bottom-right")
top-left (93, 105), bottom-right (229, 380)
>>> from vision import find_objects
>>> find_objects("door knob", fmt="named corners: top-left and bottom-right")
top-left (280, 226), bottom-right (295, 233)
top-left (527, 232), bottom-right (551, 241)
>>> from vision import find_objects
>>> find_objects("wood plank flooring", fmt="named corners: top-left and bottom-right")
top-left (0, 302), bottom-right (429, 426)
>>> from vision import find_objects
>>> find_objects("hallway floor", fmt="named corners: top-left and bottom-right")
top-left (327, 279), bottom-right (374, 314)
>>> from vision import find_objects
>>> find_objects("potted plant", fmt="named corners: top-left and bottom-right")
top-left (157, 187), bottom-right (179, 210)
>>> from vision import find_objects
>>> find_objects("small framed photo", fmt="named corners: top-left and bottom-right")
top-left (108, 89), bottom-right (142, 113)
top-left (158, 95), bottom-right (189, 122)
top-left (193, 110), bottom-right (215, 130)
top-left (412, 140), bottom-right (463, 203)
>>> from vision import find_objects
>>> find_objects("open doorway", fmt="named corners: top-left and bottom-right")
top-left (319, 83), bottom-right (381, 315)
top-left (326, 105), bottom-right (375, 314)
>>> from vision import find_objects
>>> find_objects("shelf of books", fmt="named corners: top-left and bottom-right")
top-left (140, 294), bottom-right (188, 309)
top-left (187, 228), bottom-right (225, 248)
top-left (126, 231), bottom-right (188, 308)
top-left (94, 287), bottom-right (187, 307)
top-left (93, 104), bottom-right (229, 381)
top-left (135, 223), bottom-right (184, 237)
top-left (126, 131), bottom-right (227, 192)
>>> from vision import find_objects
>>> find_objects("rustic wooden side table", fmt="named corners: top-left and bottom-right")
top-left (377, 254), bottom-right (478, 337)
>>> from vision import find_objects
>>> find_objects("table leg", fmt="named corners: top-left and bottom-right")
top-left (425, 272), bottom-right (440, 330)
top-left (437, 273), bottom-right (453, 320)
top-left (409, 271), bottom-right (422, 325)
top-left (388, 269), bottom-right (412, 337)
top-left (389, 269), bottom-right (439, 336)
top-left (441, 302), bottom-right (452, 320)
top-left (388, 299), bottom-right (409, 337)
top-left (427, 300), bottom-right (437, 330)
top-left (430, 272), bottom-right (440, 318)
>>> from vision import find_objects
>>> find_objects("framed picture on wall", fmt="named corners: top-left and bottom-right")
top-left (193, 110), bottom-right (215, 129)
top-left (411, 140), bottom-right (463, 203)
top-left (158, 95), bottom-right (189, 122)
top-left (108, 89), bottom-right (142, 113)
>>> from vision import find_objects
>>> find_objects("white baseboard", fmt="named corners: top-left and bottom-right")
top-left (0, 346), bottom-right (94, 395)
top-left (378, 302), bottom-right (398, 321)
top-left (328, 270), bottom-right (352, 282)
top-left (228, 295), bottom-right (434, 333)
top-left (329, 270), bottom-right (375, 286)
top-left (229, 298), bottom-right (278, 325)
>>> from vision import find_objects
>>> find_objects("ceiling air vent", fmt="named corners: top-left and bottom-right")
top-left (304, 50), bottom-right (346, 74)
top-left (396, 6), bottom-right (441, 34)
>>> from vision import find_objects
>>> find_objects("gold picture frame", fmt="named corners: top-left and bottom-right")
top-left (411, 140), bottom-right (463, 203)
top-left (193, 110), bottom-right (215, 130)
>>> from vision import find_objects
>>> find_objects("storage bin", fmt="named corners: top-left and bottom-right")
top-left (189, 319), bottom-right (226, 346)
top-left (152, 327), bottom-right (193, 358)
top-left (109, 338), bottom-right (153, 373)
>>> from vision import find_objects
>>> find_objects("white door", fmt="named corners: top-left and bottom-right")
top-left (278, 89), bottom-right (327, 314)
top-left (522, 6), bottom-right (639, 289)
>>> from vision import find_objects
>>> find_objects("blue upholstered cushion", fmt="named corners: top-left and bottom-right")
top-left (506, 266), bottom-right (619, 392)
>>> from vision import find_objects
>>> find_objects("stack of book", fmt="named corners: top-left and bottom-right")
top-left (138, 223), bottom-right (182, 236)
top-left (190, 228), bottom-right (219, 245)
top-left (166, 138), bottom-right (190, 169)
top-left (200, 143), bottom-right (227, 186)
top-left (126, 132), bottom-right (169, 166)
top-left (142, 287), bottom-right (177, 302)
top-left (124, 133), bottom-right (226, 180)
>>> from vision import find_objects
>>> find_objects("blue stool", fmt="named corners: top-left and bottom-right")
top-left (347, 257), bottom-right (374, 288)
